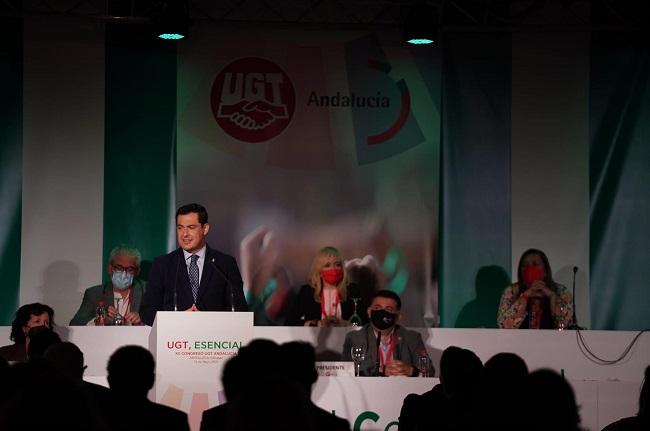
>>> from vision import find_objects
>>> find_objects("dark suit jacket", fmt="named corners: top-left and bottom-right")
top-left (140, 246), bottom-right (248, 326)
top-left (284, 284), bottom-right (368, 326)
top-left (342, 324), bottom-right (434, 377)
top-left (69, 280), bottom-right (146, 325)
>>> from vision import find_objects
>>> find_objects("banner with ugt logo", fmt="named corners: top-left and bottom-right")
top-left (177, 27), bottom-right (441, 327)
top-left (210, 57), bottom-right (296, 143)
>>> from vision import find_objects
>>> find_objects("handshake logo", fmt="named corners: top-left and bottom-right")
top-left (211, 57), bottom-right (296, 143)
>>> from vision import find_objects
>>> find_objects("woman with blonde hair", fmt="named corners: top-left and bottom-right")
top-left (285, 246), bottom-right (366, 326)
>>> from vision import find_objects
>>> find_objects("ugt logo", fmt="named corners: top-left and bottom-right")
top-left (211, 57), bottom-right (296, 143)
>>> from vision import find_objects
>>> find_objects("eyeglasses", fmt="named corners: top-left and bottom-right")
top-left (112, 264), bottom-right (138, 274)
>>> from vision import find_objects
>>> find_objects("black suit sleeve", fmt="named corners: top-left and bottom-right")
top-left (284, 285), bottom-right (319, 326)
top-left (140, 256), bottom-right (167, 326)
top-left (224, 254), bottom-right (248, 311)
top-left (69, 288), bottom-right (97, 325)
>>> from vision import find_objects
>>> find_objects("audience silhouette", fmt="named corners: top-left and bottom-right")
top-left (201, 339), bottom-right (350, 431)
top-left (601, 365), bottom-right (650, 431)
top-left (0, 357), bottom-right (10, 407)
top-left (200, 338), bottom-right (281, 431)
top-left (279, 341), bottom-right (351, 431)
top-left (44, 341), bottom-right (111, 429)
top-left (25, 325), bottom-right (61, 362)
top-left (105, 345), bottom-right (189, 430)
top-left (399, 346), bottom-right (483, 431)
top-left (473, 352), bottom-right (529, 430)
top-left (227, 375), bottom-right (318, 431)
top-left (0, 358), bottom-right (92, 430)
top-left (0, 328), bottom-right (643, 431)
top-left (523, 369), bottom-right (582, 431)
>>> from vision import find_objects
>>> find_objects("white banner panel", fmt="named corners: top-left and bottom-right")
top-left (149, 311), bottom-right (253, 430)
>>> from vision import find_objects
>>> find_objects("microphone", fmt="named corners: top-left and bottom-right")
top-left (375, 333), bottom-right (382, 376)
top-left (208, 257), bottom-right (236, 312)
top-left (569, 266), bottom-right (581, 330)
top-left (173, 253), bottom-right (181, 312)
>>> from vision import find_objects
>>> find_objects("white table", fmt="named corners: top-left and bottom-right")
top-left (1, 326), bottom-right (646, 430)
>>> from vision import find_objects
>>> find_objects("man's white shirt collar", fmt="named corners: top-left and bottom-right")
top-left (183, 245), bottom-right (207, 262)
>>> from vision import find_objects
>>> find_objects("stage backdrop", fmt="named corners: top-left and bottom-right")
top-left (3, 18), bottom-right (650, 330)
top-left (589, 32), bottom-right (650, 330)
top-left (176, 25), bottom-right (441, 326)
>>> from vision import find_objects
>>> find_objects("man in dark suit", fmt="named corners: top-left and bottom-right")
top-left (342, 290), bottom-right (434, 377)
top-left (140, 203), bottom-right (248, 326)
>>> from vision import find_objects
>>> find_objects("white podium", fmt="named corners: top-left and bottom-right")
top-left (149, 311), bottom-right (254, 431)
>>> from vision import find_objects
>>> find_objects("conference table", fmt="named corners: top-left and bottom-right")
top-left (1, 326), bottom-right (647, 431)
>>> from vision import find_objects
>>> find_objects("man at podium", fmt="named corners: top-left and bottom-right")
top-left (140, 203), bottom-right (248, 326)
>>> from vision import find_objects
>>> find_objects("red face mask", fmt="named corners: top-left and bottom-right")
top-left (320, 267), bottom-right (344, 286)
top-left (522, 265), bottom-right (544, 285)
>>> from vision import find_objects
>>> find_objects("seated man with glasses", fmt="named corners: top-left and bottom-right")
top-left (70, 245), bottom-right (146, 325)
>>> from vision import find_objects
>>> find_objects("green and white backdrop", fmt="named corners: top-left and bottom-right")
top-left (1, 16), bottom-right (649, 330)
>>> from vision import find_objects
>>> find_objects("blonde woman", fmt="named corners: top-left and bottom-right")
top-left (285, 246), bottom-right (366, 327)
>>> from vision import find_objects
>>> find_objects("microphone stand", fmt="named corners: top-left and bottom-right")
top-left (568, 266), bottom-right (584, 330)
top-left (375, 332), bottom-right (382, 376)
top-left (173, 254), bottom-right (180, 311)
top-left (208, 257), bottom-right (236, 312)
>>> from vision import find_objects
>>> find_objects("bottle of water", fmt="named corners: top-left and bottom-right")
top-left (418, 348), bottom-right (430, 377)
top-left (95, 300), bottom-right (106, 326)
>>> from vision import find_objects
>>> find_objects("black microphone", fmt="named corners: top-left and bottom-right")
top-left (208, 257), bottom-right (236, 312)
top-left (173, 253), bottom-right (181, 312)
top-left (375, 333), bottom-right (382, 376)
top-left (569, 266), bottom-right (580, 329)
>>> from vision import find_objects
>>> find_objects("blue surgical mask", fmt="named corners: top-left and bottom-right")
top-left (111, 271), bottom-right (134, 290)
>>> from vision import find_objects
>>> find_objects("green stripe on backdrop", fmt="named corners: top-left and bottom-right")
top-left (590, 32), bottom-right (650, 330)
top-left (104, 24), bottom-right (176, 279)
top-left (440, 33), bottom-right (512, 328)
top-left (0, 18), bottom-right (23, 324)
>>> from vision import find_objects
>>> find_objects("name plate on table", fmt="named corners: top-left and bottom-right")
top-left (316, 361), bottom-right (354, 376)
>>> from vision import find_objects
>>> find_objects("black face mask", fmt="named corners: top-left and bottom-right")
top-left (27, 325), bottom-right (51, 338)
top-left (370, 309), bottom-right (397, 330)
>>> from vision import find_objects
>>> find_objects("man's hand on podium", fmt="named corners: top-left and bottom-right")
top-left (184, 304), bottom-right (199, 312)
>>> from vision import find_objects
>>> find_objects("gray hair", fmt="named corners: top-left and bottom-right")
top-left (109, 245), bottom-right (142, 267)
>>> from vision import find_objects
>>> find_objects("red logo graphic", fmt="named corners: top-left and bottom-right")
top-left (211, 57), bottom-right (296, 143)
